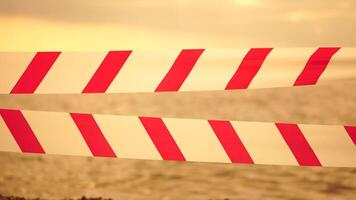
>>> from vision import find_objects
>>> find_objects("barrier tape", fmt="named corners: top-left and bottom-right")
top-left (1, 108), bottom-right (355, 167)
top-left (1, 47), bottom-right (355, 94)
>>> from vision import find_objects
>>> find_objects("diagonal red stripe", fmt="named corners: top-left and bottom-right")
top-left (0, 109), bottom-right (45, 153)
top-left (276, 123), bottom-right (321, 166)
top-left (155, 49), bottom-right (204, 92)
top-left (225, 48), bottom-right (272, 90)
top-left (82, 50), bottom-right (132, 93)
top-left (294, 47), bottom-right (340, 86)
top-left (208, 120), bottom-right (253, 164)
top-left (344, 126), bottom-right (356, 145)
top-left (10, 52), bottom-right (61, 94)
top-left (70, 113), bottom-right (116, 157)
top-left (139, 117), bottom-right (185, 161)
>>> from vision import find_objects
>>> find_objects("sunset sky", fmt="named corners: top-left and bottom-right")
top-left (1, 0), bottom-right (356, 51)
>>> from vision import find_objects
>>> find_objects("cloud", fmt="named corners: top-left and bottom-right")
top-left (1, 0), bottom-right (356, 47)
top-left (233, 0), bottom-right (259, 7)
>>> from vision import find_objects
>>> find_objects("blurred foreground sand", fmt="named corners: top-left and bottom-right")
top-left (0, 80), bottom-right (356, 200)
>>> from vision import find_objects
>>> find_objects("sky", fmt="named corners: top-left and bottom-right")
top-left (1, 0), bottom-right (356, 50)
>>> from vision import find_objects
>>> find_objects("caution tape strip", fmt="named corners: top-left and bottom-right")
top-left (1, 47), bottom-right (355, 94)
top-left (0, 108), bottom-right (355, 167)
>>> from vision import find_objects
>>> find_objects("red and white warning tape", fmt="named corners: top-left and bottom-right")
top-left (1, 47), bottom-right (355, 94)
top-left (0, 108), bottom-right (355, 167)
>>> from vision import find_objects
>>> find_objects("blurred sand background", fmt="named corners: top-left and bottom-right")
top-left (0, 0), bottom-right (356, 199)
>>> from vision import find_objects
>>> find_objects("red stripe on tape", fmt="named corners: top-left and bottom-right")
top-left (209, 120), bottom-right (254, 164)
top-left (344, 126), bottom-right (356, 145)
top-left (225, 48), bottom-right (272, 89)
top-left (139, 117), bottom-right (185, 161)
top-left (82, 51), bottom-right (132, 93)
top-left (276, 123), bottom-right (321, 166)
top-left (70, 113), bottom-right (116, 157)
top-left (155, 49), bottom-right (204, 92)
top-left (0, 109), bottom-right (45, 153)
top-left (294, 47), bottom-right (340, 86)
top-left (10, 52), bottom-right (61, 94)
